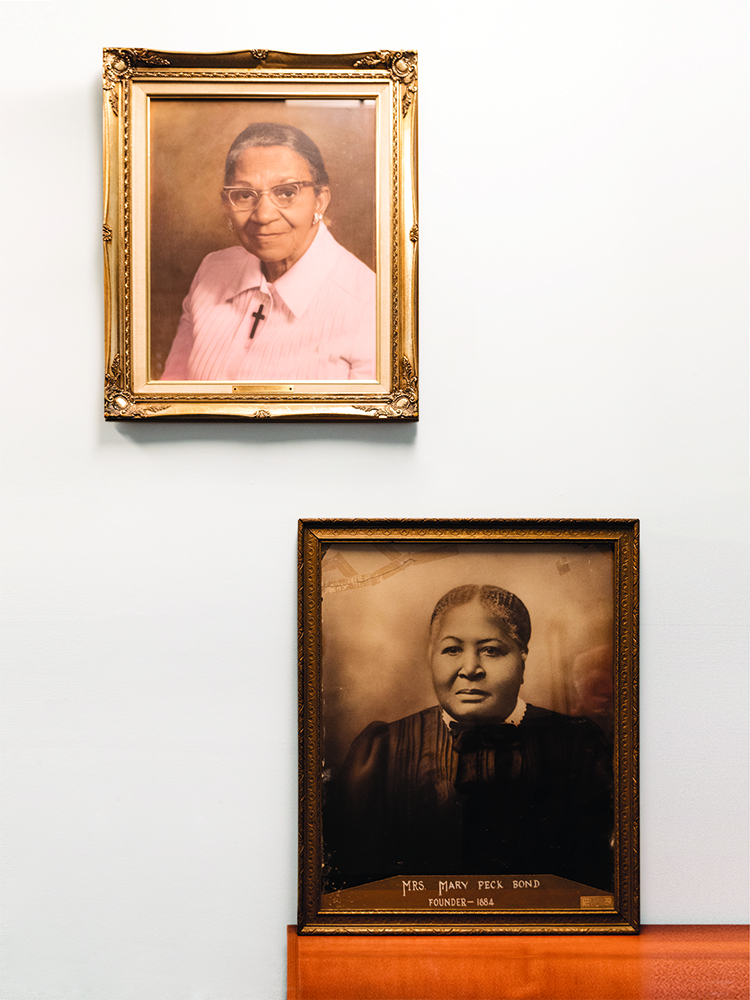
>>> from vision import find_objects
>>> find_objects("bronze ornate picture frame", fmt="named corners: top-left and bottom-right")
top-left (103, 49), bottom-right (417, 420)
top-left (298, 518), bottom-right (639, 934)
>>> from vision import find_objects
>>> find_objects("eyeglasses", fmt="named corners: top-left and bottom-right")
top-left (223, 181), bottom-right (316, 211)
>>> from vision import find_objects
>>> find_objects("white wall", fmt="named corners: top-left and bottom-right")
top-left (1, 0), bottom-right (747, 997)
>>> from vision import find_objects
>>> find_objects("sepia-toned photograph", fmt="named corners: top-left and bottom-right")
top-left (102, 49), bottom-right (418, 420)
top-left (298, 519), bottom-right (639, 934)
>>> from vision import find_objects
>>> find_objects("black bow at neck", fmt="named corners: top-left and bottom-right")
top-left (448, 722), bottom-right (521, 755)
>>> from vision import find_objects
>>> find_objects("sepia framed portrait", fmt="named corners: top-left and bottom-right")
top-left (298, 518), bottom-right (639, 934)
top-left (102, 49), bottom-right (417, 420)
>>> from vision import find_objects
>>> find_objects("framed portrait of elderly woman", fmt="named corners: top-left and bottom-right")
top-left (102, 49), bottom-right (417, 420)
top-left (298, 518), bottom-right (639, 934)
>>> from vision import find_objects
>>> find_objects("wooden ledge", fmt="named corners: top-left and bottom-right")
top-left (287, 924), bottom-right (749, 999)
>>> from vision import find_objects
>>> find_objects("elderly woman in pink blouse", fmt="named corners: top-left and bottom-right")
top-left (161, 122), bottom-right (376, 382)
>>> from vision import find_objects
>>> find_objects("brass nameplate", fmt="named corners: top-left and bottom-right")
top-left (580, 895), bottom-right (615, 909)
top-left (232, 385), bottom-right (294, 394)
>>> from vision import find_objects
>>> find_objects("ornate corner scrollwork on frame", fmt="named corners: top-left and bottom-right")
top-left (104, 355), bottom-right (169, 419)
top-left (103, 48), bottom-right (170, 115)
top-left (353, 50), bottom-right (417, 117)
top-left (355, 356), bottom-right (418, 418)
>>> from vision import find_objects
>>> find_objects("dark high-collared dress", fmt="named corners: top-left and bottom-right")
top-left (323, 703), bottom-right (613, 893)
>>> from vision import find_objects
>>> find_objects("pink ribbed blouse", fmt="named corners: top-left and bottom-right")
top-left (160, 224), bottom-right (376, 381)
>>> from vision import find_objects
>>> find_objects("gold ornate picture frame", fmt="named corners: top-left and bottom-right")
top-left (298, 518), bottom-right (639, 934)
top-left (103, 49), bottom-right (417, 420)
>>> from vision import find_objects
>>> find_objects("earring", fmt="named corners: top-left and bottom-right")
top-left (227, 219), bottom-right (235, 232)
top-left (313, 212), bottom-right (322, 225)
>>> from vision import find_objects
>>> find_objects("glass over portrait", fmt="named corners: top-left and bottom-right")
top-left (151, 104), bottom-right (377, 383)
top-left (298, 519), bottom-right (639, 934)
top-left (323, 545), bottom-right (614, 894)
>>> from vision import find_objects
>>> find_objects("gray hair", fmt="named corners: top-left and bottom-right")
top-left (430, 584), bottom-right (532, 654)
top-left (224, 122), bottom-right (329, 188)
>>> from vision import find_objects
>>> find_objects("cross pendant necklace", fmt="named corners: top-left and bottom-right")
top-left (249, 302), bottom-right (266, 340)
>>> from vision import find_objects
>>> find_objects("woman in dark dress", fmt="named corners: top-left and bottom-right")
top-left (324, 584), bottom-right (614, 893)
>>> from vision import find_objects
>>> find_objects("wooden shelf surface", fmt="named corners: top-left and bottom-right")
top-left (287, 924), bottom-right (748, 999)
